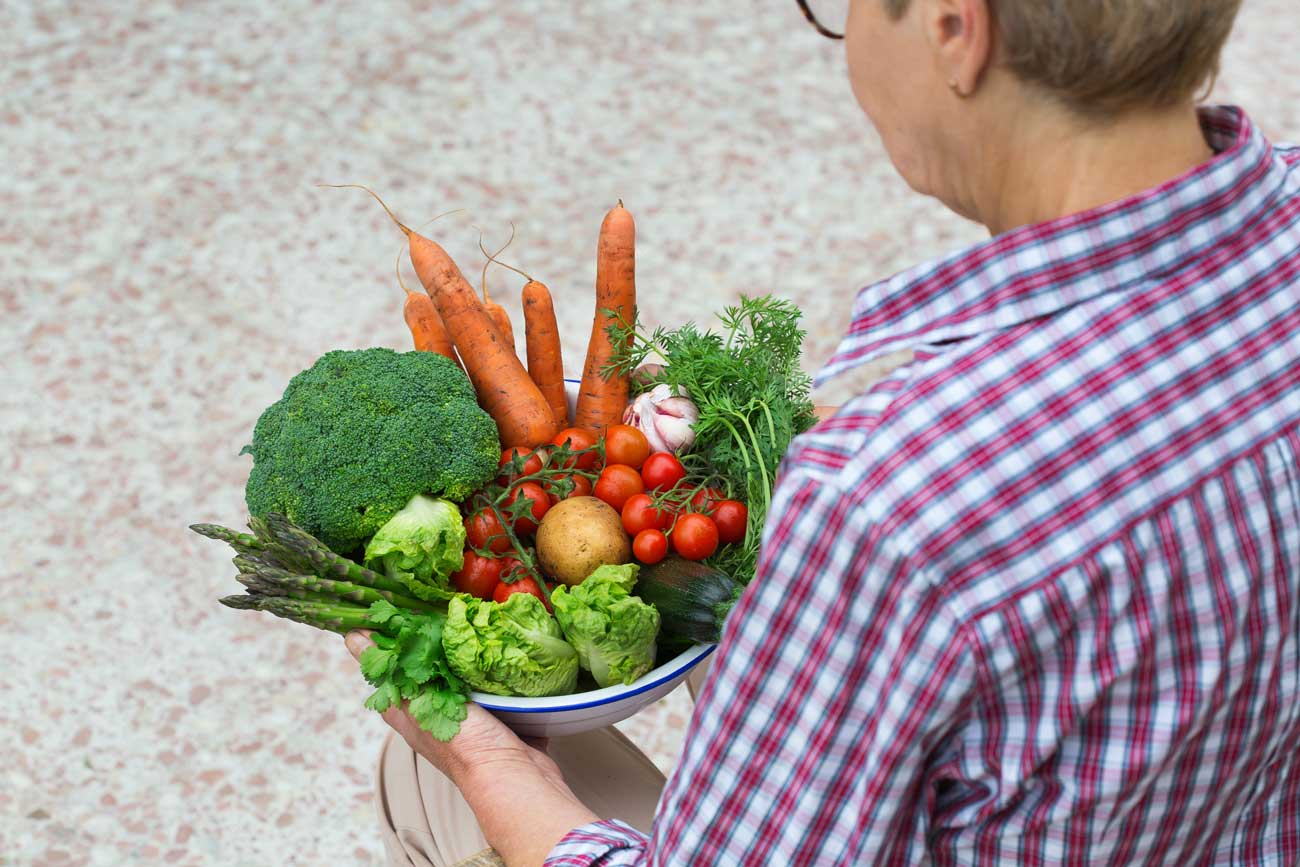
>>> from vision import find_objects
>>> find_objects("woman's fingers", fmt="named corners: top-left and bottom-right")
top-left (344, 629), bottom-right (375, 659)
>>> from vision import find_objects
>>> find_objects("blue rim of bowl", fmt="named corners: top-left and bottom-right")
top-left (473, 644), bottom-right (716, 713)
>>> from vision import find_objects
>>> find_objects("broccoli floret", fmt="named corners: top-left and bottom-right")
top-left (242, 348), bottom-right (499, 554)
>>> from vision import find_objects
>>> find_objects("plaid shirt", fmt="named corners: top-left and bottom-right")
top-left (546, 106), bottom-right (1300, 866)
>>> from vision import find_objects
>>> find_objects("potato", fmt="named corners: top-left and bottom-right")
top-left (535, 496), bottom-right (632, 586)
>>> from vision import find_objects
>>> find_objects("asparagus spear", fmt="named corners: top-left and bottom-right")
top-left (232, 553), bottom-right (293, 575)
top-left (229, 547), bottom-right (419, 601)
top-left (262, 513), bottom-right (391, 587)
top-left (235, 568), bottom-right (442, 614)
top-left (192, 521), bottom-right (313, 572)
top-left (191, 523), bottom-right (265, 550)
top-left (263, 513), bottom-right (451, 603)
top-left (193, 516), bottom-right (440, 602)
top-left (233, 574), bottom-right (342, 607)
top-left (218, 595), bottom-right (381, 635)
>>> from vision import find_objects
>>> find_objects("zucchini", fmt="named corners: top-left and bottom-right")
top-left (635, 557), bottom-right (743, 644)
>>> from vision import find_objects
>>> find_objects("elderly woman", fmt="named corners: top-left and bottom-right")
top-left (352, 0), bottom-right (1300, 864)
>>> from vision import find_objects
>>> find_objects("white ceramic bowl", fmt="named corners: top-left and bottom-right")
top-left (473, 643), bottom-right (714, 737)
top-left (470, 379), bottom-right (714, 737)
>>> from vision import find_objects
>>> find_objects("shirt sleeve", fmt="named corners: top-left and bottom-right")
top-left (544, 818), bottom-right (648, 865)
top-left (546, 465), bottom-right (977, 866)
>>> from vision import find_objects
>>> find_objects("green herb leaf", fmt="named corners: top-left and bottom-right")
top-left (359, 644), bottom-right (398, 683)
top-left (366, 599), bottom-right (401, 625)
top-left (408, 688), bottom-right (468, 742)
top-left (364, 681), bottom-right (401, 713)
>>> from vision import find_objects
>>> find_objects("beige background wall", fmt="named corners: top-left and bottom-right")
top-left (5, 1), bottom-right (1298, 862)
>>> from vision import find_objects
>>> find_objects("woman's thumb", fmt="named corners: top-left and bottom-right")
top-left (344, 629), bottom-right (374, 660)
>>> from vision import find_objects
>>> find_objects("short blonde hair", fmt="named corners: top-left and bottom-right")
top-left (887, 0), bottom-right (1242, 115)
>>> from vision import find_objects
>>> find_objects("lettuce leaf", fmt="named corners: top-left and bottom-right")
top-left (441, 594), bottom-right (579, 697)
top-left (364, 495), bottom-right (465, 600)
top-left (552, 564), bottom-right (659, 688)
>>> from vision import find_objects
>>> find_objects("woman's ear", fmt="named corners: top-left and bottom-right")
top-left (922, 0), bottom-right (993, 98)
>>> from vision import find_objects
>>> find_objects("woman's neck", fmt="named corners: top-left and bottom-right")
top-left (978, 102), bottom-right (1215, 236)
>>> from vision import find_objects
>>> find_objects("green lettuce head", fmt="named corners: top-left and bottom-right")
top-left (364, 494), bottom-right (465, 601)
top-left (441, 593), bottom-right (579, 697)
top-left (551, 564), bottom-right (660, 688)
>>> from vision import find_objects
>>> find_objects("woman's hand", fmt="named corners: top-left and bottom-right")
top-left (345, 631), bottom-right (598, 865)
top-left (344, 631), bottom-right (559, 787)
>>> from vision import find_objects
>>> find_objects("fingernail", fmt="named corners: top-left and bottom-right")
top-left (345, 630), bottom-right (368, 656)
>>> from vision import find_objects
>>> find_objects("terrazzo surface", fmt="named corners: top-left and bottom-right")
top-left (5, 1), bottom-right (1300, 863)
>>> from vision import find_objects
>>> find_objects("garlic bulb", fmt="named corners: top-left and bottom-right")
top-left (623, 384), bottom-right (699, 453)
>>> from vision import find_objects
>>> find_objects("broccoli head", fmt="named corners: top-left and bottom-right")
top-left (242, 348), bottom-right (499, 554)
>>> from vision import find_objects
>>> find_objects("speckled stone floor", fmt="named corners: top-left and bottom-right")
top-left (5, 1), bottom-right (1299, 863)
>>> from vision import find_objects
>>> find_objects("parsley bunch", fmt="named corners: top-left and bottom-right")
top-left (606, 295), bottom-right (818, 583)
top-left (358, 600), bottom-right (467, 741)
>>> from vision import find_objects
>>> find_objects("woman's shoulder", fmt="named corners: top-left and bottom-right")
top-left (785, 350), bottom-right (921, 482)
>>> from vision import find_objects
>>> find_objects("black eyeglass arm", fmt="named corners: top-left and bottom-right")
top-left (795, 0), bottom-right (846, 39)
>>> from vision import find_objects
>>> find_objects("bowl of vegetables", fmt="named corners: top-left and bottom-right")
top-left (435, 379), bottom-right (740, 737)
top-left (195, 198), bottom-right (816, 747)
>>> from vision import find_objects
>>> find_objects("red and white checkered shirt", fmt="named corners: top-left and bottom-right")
top-left (546, 106), bottom-right (1300, 866)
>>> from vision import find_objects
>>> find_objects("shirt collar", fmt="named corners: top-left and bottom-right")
top-left (816, 106), bottom-right (1285, 387)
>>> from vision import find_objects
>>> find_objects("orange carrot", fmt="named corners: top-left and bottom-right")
top-left (323, 185), bottom-right (558, 447)
top-left (574, 200), bottom-right (635, 436)
top-left (396, 248), bottom-right (462, 369)
top-left (521, 280), bottom-right (568, 429)
top-left (479, 247), bottom-right (569, 428)
top-left (415, 235), bottom-right (556, 447)
top-left (477, 228), bottom-right (516, 350)
top-left (486, 304), bottom-right (513, 346)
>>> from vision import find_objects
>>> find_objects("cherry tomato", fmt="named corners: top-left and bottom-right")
top-left (499, 556), bottom-right (536, 587)
top-left (621, 493), bottom-right (674, 536)
top-left (497, 447), bottom-right (544, 483)
top-left (672, 513), bottom-right (719, 560)
top-left (690, 486), bottom-right (725, 514)
top-left (465, 510), bottom-right (511, 554)
top-left (505, 481), bottom-right (551, 534)
top-left (632, 528), bottom-right (668, 565)
top-left (551, 427), bottom-right (600, 470)
top-left (545, 472), bottom-right (594, 504)
top-left (641, 452), bottom-right (687, 492)
top-left (604, 424), bottom-right (651, 469)
top-left (594, 464), bottom-right (645, 513)
top-left (712, 500), bottom-right (748, 544)
top-left (451, 551), bottom-right (504, 599)
top-left (566, 473), bottom-right (594, 499)
top-left (493, 574), bottom-right (552, 612)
